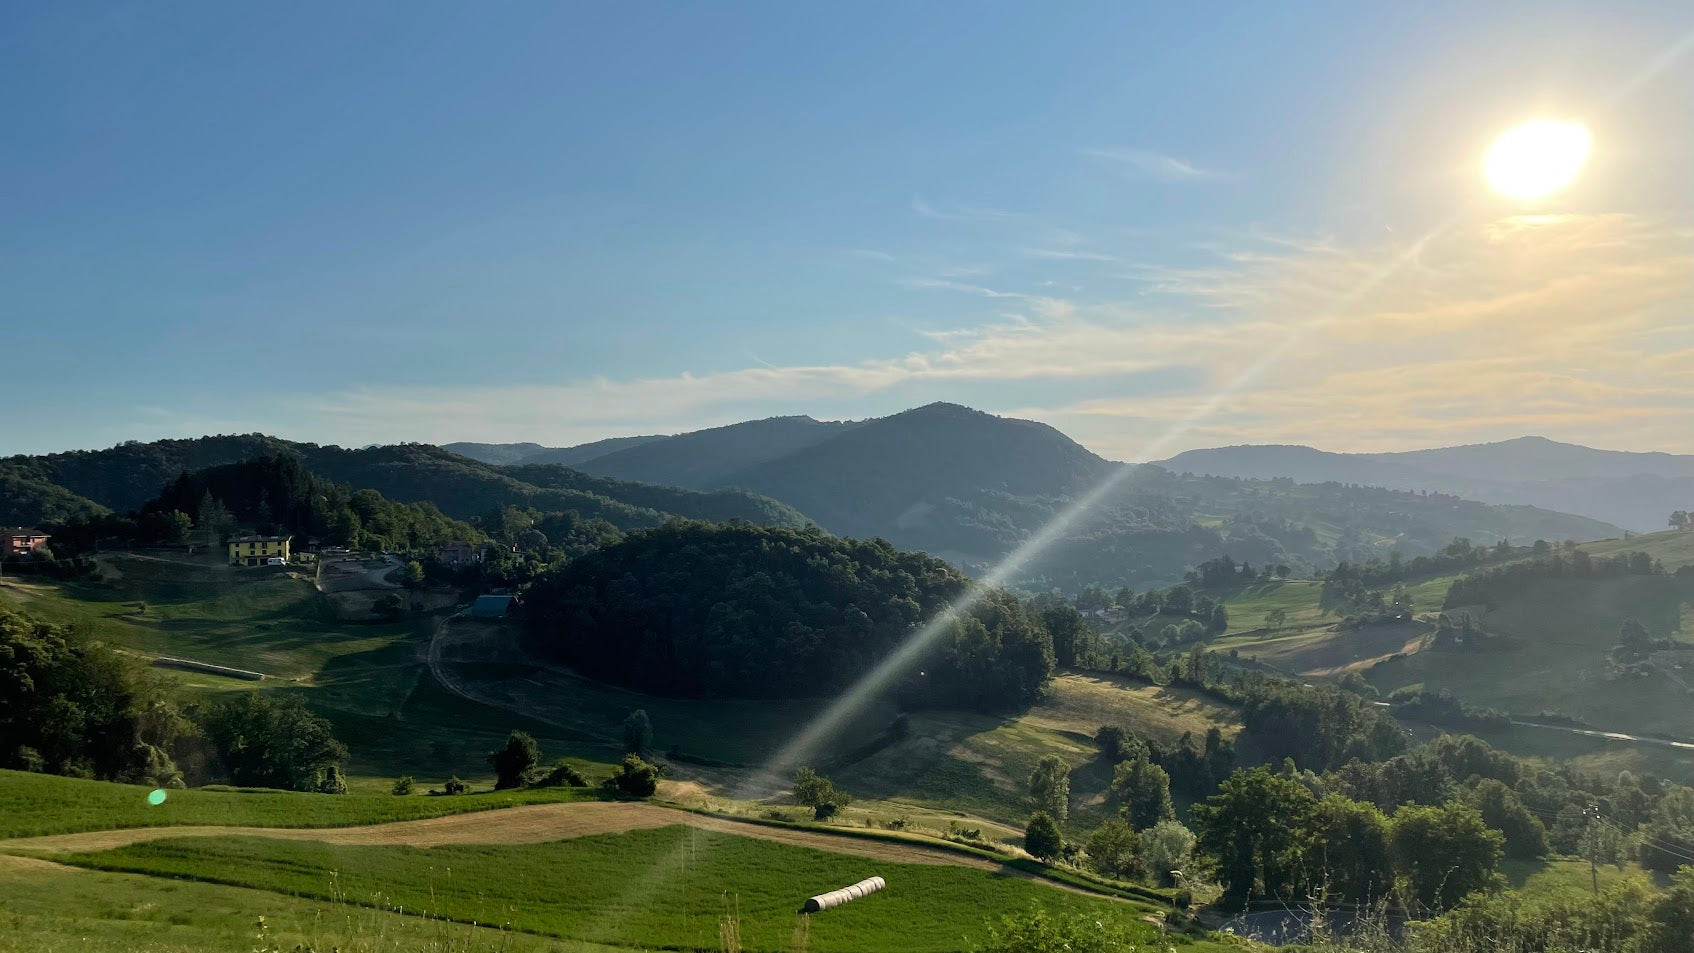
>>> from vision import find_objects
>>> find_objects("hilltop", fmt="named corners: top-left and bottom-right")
top-left (423, 403), bottom-right (1626, 589)
top-left (2, 437), bottom-right (811, 534)
top-left (1161, 436), bottom-right (1694, 532)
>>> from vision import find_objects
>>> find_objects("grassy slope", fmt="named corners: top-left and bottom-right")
top-left (835, 673), bottom-right (1241, 833)
top-left (0, 560), bottom-right (614, 787)
top-left (1580, 528), bottom-right (1694, 570)
top-left (1368, 575), bottom-right (1690, 735)
top-left (0, 855), bottom-right (610, 953)
top-left (0, 770), bottom-right (600, 839)
top-left (52, 828), bottom-right (1227, 953)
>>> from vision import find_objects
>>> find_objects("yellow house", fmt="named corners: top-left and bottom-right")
top-left (229, 534), bottom-right (292, 566)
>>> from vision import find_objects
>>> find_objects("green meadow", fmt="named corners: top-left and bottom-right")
top-left (49, 827), bottom-right (1225, 953)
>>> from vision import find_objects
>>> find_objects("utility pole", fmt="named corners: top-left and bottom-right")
top-left (1584, 805), bottom-right (1600, 897)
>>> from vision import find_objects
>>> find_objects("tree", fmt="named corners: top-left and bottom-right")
top-left (1310, 794), bottom-right (1392, 904)
top-left (1039, 605), bottom-right (1091, 668)
top-left (793, 767), bottom-right (851, 810)
top-left (1642, 867), bottom-right (1694, 953)
top-left (443, 775), bottom-right (468, 795)
top-left (622, 709), bottom-right (653, 755)
top-left (201, 692), bottom-right (347, 792)
top-left (1670, 511), bottom-right (1690, 531)
top-left (488, 730), bottom-right (541, 790)
top-left (371, 592), bottom-right (404, 621)
top-left (1024, 811), bottom-right (1062, 860)
top-left (1094, 724), bottom-right (1129, 762)
top-left (1139, 819), bottom-right (1196, 887)
top-left (1191, 767), bottom-right (1318, 900)
top-left (1208, 603), bottom-right (1229, 633)
top-left (610, 755), bottom-right (659, 797)
top-left (402, 560), bottom-right (425, 589)
top-left (1468, 778), bottom-right (1547, 859)
top-left (1028, 755), bottom-right (1071, 825)
top-left (1111, 755), bottom-right (1174, 829)
top-left (1388, 802), bottom-right (1504, 909)
top-left (1084, 817), bottom-right (1139, 879)
top-left (1265, 607), bottom-right (1288, 629)
top-left (1640, 787), bottom-right (1694, 875)
top-left (391, 775), bottom-right (414, 795)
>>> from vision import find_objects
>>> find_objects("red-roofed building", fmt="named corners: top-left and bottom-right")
top-left (1, 528), bottom-right (51, 558)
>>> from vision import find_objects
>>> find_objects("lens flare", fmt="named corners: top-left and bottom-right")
top-left (147, 789), bottom-right (168, 806)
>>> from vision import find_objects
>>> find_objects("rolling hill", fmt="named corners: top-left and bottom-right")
top-left (2, 438), bottom-right (811, 533)
top-left (569, 415), bottom-right (858, 487)
top-left (434, 404), bottom-right (1625, 589)
top-left (1160, 436), bottom-right (1694, 532)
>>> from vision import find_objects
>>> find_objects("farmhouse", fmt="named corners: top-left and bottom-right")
top-left (228, 534), bottom-right (292, 566)
top-left (1, 528), bottom-right (51, 558)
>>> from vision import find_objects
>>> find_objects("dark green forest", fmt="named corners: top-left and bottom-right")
top-left (524, 521), bottom-right (1054, 707)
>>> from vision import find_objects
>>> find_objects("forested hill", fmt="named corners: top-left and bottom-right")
top-left (565, 415), bottom-right (860, 488)
top-left (524, 521), bottom-right (1054, 709)
top-left (1159, 436), bottom-right (1694, 532)
top-left (1, 436), bottom-right (811, 532)
top-left (295, 444), bottom-right (810, 529)
top-left (726, 402), bottom-right (1111, 536)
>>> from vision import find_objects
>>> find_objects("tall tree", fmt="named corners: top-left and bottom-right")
top-left (1191, 767), bottom-right (1319, 900)
top-left (1388, 802), bottom-right (1504, 909)
top-left (488, 730), bottom-right (541, 790)
top-left (1028, 755), bottom-right (1071, 825)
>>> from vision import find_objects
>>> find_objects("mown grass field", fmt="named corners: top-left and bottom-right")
top-left (1368, 575), bottom-right (1692, 736)
top-left (836, 673), bottom-right (1241, 833)
top-left (49, 827), bottom-right (1227, 953)
top-left (1582, 528), bottom-right (1694, 571)
top-left (0, 854), bottom-right (604, 953)
top-left (0, 770), bottom-right (601, 839)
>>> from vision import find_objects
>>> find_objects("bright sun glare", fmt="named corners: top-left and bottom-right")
top-left (1485, 119), bottom-right (1591, 200)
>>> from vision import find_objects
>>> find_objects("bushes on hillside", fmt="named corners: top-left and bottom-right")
top-left (488, 730), bottom-right (541, 790)
top-left (609, 755), bottom-right (659, 797)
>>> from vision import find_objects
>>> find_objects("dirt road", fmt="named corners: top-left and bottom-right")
top-left (2, 801), bottom-right (992, 869)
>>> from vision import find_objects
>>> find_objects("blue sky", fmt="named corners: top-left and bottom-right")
top-left (4, 1), bottom-right (1692, 458)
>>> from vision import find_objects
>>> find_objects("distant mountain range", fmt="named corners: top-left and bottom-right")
top-left (1158, 436), bottom-right (1694, 531)
top-left (0, 437), bottom-right (810, 533)
top-left (438, 403), bottom-right (1621, 587)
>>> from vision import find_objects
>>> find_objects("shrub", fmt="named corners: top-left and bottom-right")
top-left (813, 801), bottom-right (840, 821)
top-left (317, 765), bottom-right (348, 795)
top-left (533, 761), bottom-right (588, 788)
top-left (792, 767), bottom-right (852, 809)
top-left (609, 755), bottom-right (659, 797)
top-left (391, 775), bottom-right (414, 795)
top-left (443, 776), bottom-right (468, 795)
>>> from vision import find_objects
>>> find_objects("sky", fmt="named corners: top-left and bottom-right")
top-left (3, 1), bottom-right (1692, 460)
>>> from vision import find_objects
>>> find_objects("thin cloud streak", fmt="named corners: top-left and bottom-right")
top-left (1082, 146), bottom-right (1221, 182)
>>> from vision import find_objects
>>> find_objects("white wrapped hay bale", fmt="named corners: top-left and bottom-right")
top-left (800, 876), bottom-right (886, 913)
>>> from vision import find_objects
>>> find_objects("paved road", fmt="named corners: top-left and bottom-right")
top-left (1372, 701), bottom-right (1694, 752)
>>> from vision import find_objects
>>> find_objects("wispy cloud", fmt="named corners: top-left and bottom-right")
top-left (910, 194), bottom-right (1019, 222)
top-left (843, 248), bottom-right (896, 262)
top-left (291, 211), bottom-right (1693, 458)
top-left (1022, 247), bottom-right (1118, 262)
top-left (1082, 147), bottom-right (1220, 182)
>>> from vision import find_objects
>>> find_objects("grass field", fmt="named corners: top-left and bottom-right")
top-left (47, 827), bottom-right (1226, 953)
top-left (0, 770), bottom-right (602, 839)
top-left (836, 673), bottom-right (1241, 833)
top-left (0, 854), bottom-right (603, 953)
top-left (1581, 528), bottom-right (1694, 571)
top-left (1368, 575), bottom-right (1692, 736)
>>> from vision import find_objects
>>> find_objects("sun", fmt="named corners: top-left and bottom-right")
top-left (1485, 120), bottom-right (1591, 200)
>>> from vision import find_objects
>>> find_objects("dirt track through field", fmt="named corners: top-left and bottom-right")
top-left (0, 802), bottom-right (999, 869)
